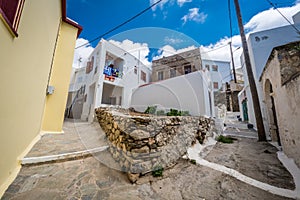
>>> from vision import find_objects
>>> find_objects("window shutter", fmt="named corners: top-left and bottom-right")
top-left (0, 0), bottom-right (19, 26)
top-left (0, 0), bottom-right (25, 35)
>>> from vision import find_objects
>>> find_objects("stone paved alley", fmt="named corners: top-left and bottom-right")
top-left (2, 113), bottom-right (300, 200)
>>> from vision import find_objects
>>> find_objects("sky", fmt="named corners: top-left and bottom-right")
top-left (67, 0), bottom-right (300, 69)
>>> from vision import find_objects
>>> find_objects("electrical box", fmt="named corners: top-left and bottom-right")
top-left (47, 85), bottom-right (55, 95)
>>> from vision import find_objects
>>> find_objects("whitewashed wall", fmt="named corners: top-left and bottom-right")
top-left (130, 71), bottom-right (213, 117)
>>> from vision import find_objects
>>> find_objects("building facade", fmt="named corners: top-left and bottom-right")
top-left (260, 41), bottom-right (300, 167)
top-left (0, 0), bottom-right (81, 196)
top-left (80, 39), bottom-right (152, 122)
top-left (66, 67), bottom-right (86, 119)
top-left (238, 12), bottom-right (300, 133)
top-left (151, 48), bottom-right (202, 82)
top-left (202, 59), bottom-right (231, 91)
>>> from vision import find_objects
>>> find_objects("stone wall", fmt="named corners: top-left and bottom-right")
top-left (260, 41), bottom-right (300, 168)
top-left (95, 107), bottom-right (212, 181)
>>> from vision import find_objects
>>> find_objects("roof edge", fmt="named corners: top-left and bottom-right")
top-left (61, 0), bottom-right (83, 37)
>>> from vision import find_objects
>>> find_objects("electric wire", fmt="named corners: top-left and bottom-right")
top-left (75, 0), bottom-right (163, 49)
top-left (200, 43), bottom-right (229, 54)
top-left (265, 0), bottom-right (300, 34)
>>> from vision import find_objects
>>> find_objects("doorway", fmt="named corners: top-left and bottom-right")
top-left (265, 79), bottom-right (281, 146)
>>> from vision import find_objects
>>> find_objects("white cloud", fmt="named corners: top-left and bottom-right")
top-left (150, 0), bottom-right (170, 11)
top-left (244, 3), bottom-right (300, 33)
top-left (109, 39), bottom-right (151, 66)
top-left (73, 38), bottom-right (94, 68)
top-left (152, 45), bottom-right (197, 60)
top-left (200, 38), bottom-right (243, 68)
top-left (164, 36), bottom-right (184, 44)
top-left (177, 0), bottom-right (192, 7)
top-left (181, 8), bottom-right (207, 25)
top-left (200, 2), bottom-right (300, 68)
top-left (150, 0), bottom-right (193, 10)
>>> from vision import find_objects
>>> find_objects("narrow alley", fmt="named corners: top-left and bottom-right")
top-left (2, 113), bottom-right (299, 200)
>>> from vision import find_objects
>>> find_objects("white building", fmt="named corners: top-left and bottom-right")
top-left (66, 67), bottom-right (86, 118)
top-left (202, 59), bottom-right (231, 91)
top-left (238, 12), bottom-right (300, 134)
top-left (130, 70), bottom-right (214, 117)
top-left (80, 39), bottom-right (152, 121)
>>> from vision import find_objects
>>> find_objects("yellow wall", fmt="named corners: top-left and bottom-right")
top-left (41, 22), bottom-right (78, 132)
top-left (0, 0), bottom-right (78, 196)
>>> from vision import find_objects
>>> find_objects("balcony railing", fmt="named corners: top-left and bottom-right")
top-left (103, 64), bottom-right (123, 82)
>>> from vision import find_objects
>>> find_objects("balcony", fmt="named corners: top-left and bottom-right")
top-left (103, 64), bottom-right (123, 83)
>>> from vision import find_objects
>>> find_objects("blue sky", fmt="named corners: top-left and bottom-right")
top-left (67, 0), bottom-right (300, 67)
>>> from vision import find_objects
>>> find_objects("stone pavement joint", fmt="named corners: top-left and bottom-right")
top-left (21, 146), bottom-right (108, 166)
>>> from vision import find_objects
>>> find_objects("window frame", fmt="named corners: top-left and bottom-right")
top-left (0, 0), bottom-right (25, 37)
top-left (158, 71), bottom-right (164, 81)
top-left (213, 82), bottom-right (219, 89)
top-left (184, 65), bottom-right (192, 74)
top-left (141, 70), bottom-right (146, 82)
top-left (134, 66), bottom-right (137, 74)
top-left (212, 65), bottom-right (218, 72)
top-left (205, 64), bottom-right (210, 71)
top-left (170, 68), bottom-right (176, 78)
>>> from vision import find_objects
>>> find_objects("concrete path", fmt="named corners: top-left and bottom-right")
top-left (223, 112), bottom-right (258, 139)
top-left (188, 141), bottom-right (299, 199)
top-left (202, 111), bottom-right (300, 199)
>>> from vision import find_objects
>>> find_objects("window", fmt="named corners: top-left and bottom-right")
top-left (212, 65), bottom-right (218, 72)
top-left (158, 71), bottom-right (164, 81)
top-left (85, 61), bottom-right (92, 74)
top-left (170, 68), bottom-right (176, 78)
top-left (77, 76), bottom-right (83, 83)
top-left (213, 82), bottom-right (219, 89)
top-left (141, 70), bottom-right (146, 82)
top-left (134, 66), bottom-right (137, 74)
top-left (184, 65), bottom-right (192, 74)
top-left (205, 64), bottom-right (210, 71)
top-left (0, 0), bottom-right (25, 36)
top-left (86, 57), bottom-right (94, 74)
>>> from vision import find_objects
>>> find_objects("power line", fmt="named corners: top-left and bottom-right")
top-left (75, 0), bottom-right (163, 49)
top-left (200, 43), bottom-right (229, 54)
top-left (265, 0), bottom-right (300, 34)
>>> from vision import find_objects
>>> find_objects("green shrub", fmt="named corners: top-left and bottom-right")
top-left (166, 109), bottom-right (190, 116)
top-left (216, 135), bottom-right (236, 143)
top-left (144, 106), bottom-right (157, 114)
top-left (190, 159), bottom-right (196, 165)
top-left (152, 165), bottom-right (164, 177)
top-left (156, 110), bottom-right (165, 116)
top-left (167, 109), bottom-right (178, 116)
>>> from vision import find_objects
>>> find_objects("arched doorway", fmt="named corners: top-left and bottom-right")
top-left (264, 79), bottom-right (281, 146)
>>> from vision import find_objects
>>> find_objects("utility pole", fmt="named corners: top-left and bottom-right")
top-left (229, 42), bottom-right (237, 83)
top-left (233, 0), bottom-right (267, 141)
